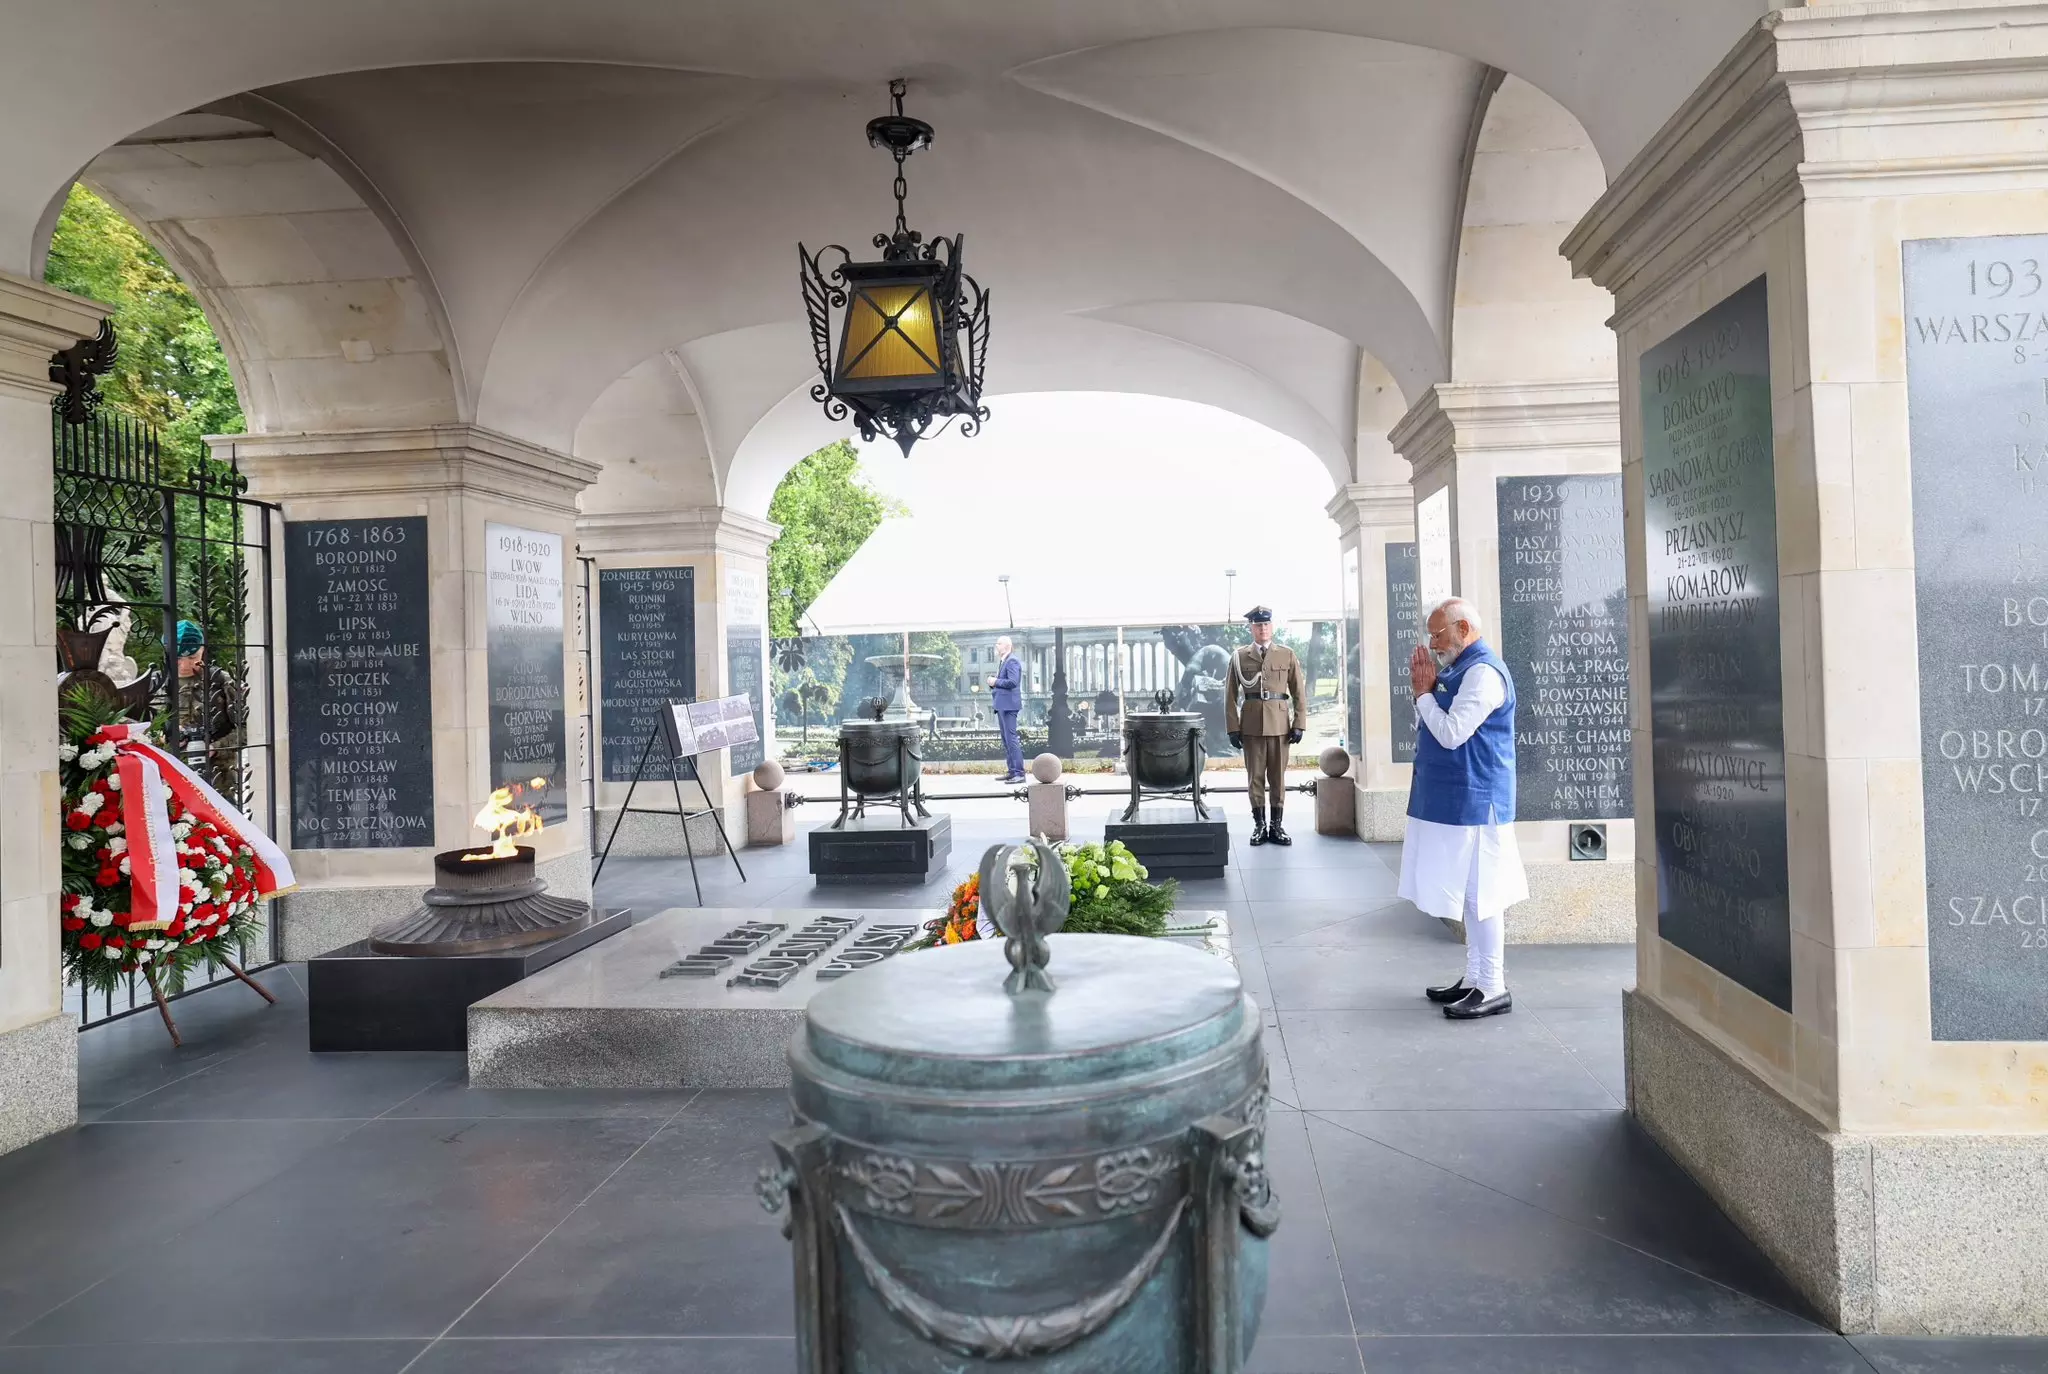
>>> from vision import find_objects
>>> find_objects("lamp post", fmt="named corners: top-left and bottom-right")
top-left (998, 573), bottom-right (1013, 629)
top-left (1225, 568), bottom-right (1237, 622)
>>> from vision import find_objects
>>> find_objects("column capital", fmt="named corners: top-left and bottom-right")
top-left (1323, 482), bottom-right (1414, 536)
top-left (576, 506), bottom-right (780, 561)
top-left (0, 271), bottom-right (107, 400)
top-left (214, 425), bottom-right (599, 514)
top-left (1567, 2), bottom-right (2048, 323)
top-left (1388, 379), bottom-right (1620, 481)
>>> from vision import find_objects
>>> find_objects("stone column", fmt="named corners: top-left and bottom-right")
top-left (0, 273), bottom-right (103, 1154)
top-left (223, 426), bottom-right (596, 960)
top-left (575, 506), bottom-right (779, 859)
top-left (1564, 2), bottom-right (2048, 1332)
top-left (1389, 380), bottom-right (1634, 942)
top-left (1326, 483), bottom-right (1416, 840)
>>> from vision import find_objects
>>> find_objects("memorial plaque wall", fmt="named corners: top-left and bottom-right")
top-left (1496, 475), bottom-right (1632, 820)
top-left (1641, 276), bottom-right (1790, 1011)
top-left (285, 517), bottom-right (434, 849)
top-left (725, 566), bottom-right (766, 776)
top-left (598, 567), bottom-right (696, 781)
top-left (486, 523), bottom-right (567, 825)
top-left (1343, 548), bottom-right (1362, 757)
top-left (1385, 542), bottom-right (1420, 765)
top-left (1905, 233), bottom-right (2048, 1041)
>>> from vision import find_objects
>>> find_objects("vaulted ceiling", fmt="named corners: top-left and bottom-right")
top-left (4, 0), bottom-right (1772, 511)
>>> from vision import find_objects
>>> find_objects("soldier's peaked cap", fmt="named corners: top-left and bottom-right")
top-left (1243, 606), bottom-right (1274, 623)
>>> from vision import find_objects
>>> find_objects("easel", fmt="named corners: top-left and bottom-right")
top-left (592, 699), bottom-right (746, 905)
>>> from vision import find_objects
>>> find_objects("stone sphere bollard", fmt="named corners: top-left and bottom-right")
top-left (752, 759), bottom-right (786, 791)
top-left (1317, 745), bottom-right (1350, 778)
top-left (1030, 752), bottom-right (1063, 784)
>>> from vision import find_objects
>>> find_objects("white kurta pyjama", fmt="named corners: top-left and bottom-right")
top-left (1395, 660), bottom-right (1529, 927)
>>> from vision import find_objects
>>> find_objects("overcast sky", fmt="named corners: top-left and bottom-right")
top-left (803, 392), bottom-right (1344, 634)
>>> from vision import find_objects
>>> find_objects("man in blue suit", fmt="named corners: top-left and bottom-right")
top-left (988, 634), bottom-right (1025, 783)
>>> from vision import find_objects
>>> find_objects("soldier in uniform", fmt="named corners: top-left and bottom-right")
top-left (1225, 606), bottom-right (1307, 845)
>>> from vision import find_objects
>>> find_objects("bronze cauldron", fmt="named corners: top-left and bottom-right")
top-left (1121, 709), bottom-right (1208, 821)
top-left (834, 720), bottom-right (930, 828)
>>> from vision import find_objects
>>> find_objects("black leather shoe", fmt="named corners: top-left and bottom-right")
top-left (1249, 821), bottom-right (1269, 846)
top-left (1267, 823), bottom-right (1292, 846)
top-left (1424, 978), bottom-right (1471, 1004)
top-left (1443, 988), bottom-right (1513, 1020)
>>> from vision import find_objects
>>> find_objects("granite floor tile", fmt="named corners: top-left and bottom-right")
top-left (381, 1080), bottom-right (701, 1121)
top-left (1259, 1109), bottom-right (1355, 1339)
top-left (1246, 1334), bottom-right (1366, 1373)
top-left (1305, 1115), bottom-right (1819, 1336)
top-left (1354, 1335), bottom-right (1871, 1372)
top-left (9, 1115), bottom-right (661, 1343)
top-left (1854, 1337), bottom-right (2048, 1374)
top-left (1249, 898), bottom-right (1445, 949)
top-left (0, 1118), bottom-right (363, 1339)
top-left (0, 1341), bottom-right (425, 1373)
top-left (409, 1337), bottom-right (796, 1373)
top-left (1529, 1005), bottom-right (1627, 1105)
top-left (1277, 1009), bottom-right (1620, 1111)
top-left (1307, 1109), bottom-right (1813, 1317)
top-left (1240, 865), bottom-right (1403, 904)
top-left (607, 1091), bottom-right (794, 1196)
top-left (451, 1193), bottom-right (792, 1338)
top-left (95, 1046), bottom-right (462, 1122)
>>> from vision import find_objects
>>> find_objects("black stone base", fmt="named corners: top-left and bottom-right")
top-left (809, 812), bottom-right (953, 885)
top-left (1105, 805), bottom-right (1231, 880)
top-left (307, 908), bottom-right (632, 1052)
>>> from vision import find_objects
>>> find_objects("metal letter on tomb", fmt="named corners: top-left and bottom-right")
top-left (1640, 276), bottom-right (1792, 1012)
top-left (1495, 475), bottom-right (1632, 821)
top-left (1907, 234), bottom-right (2048, 1040)
top-left (758, 841), bottom-right (1277, 1371)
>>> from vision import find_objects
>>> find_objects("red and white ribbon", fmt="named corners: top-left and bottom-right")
top-left (90, 723), bottom-right (296, 932)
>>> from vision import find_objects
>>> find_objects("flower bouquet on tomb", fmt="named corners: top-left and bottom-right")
top-left (915, 839), bottom-right (1177, 948)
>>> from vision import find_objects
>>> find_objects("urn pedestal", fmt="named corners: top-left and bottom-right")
top-left (761, 932), bottom-right (1277, 1371)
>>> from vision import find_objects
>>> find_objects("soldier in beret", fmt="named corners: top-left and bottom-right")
top-left (1224, 606), bottom-right (1306, 845)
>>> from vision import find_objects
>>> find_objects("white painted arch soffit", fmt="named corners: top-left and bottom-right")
top-left (8, 5), bottom-right (1764, 482)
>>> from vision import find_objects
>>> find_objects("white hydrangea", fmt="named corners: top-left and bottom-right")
top-left (171, 821), bottom-right (193, 841)
top-left (105, 773), bottom-right (121, 790)
top-left (57, 743), bottom-right (77, 763)
top-left (88, 909), bottom-right (112, 929)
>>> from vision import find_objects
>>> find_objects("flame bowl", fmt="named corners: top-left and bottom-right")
top-left (369, 844), bottom-right (589, 958)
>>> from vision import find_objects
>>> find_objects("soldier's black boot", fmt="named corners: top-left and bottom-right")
top-left (1249, 809), bottom-right (1269, 846)
top-left (1268, 811), bottom-right (1293, 846)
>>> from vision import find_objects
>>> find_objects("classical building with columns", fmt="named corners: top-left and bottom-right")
top-left (0, 0), bottom-right (2045, 1341)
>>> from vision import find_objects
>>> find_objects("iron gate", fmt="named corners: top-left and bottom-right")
top-left (53, 405), bottom-right (282, 1027)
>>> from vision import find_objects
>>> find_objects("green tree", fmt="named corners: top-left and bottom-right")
top-left (42, 184), bottom-right (245, 480)
top-left (765, 439), bottom-right (899, 638)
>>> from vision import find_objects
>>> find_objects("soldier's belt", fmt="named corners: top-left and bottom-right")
top-left (1250, 692), bottom-right (1290, 700)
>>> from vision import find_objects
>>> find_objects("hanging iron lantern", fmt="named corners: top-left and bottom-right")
top-left (799, 80), bottom-right (990, 456)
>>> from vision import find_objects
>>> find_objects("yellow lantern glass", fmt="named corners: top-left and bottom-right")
top-left (837, 280), bottom-right (944, 383)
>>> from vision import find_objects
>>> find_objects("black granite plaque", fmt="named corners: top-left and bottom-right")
top-left (486, 524), bottom-right (567, 825)
top-left (1642, 276), bottom-right (1790, 1011)
top-left (1497, 475), bottom-right (1632, 821)
top-left (285, 517), bottom-right (434, 849)
top-left (598, 567), bottom-right (696, 782)
top-left (1906, 234), bottom-right (2048, 1040)
top-left (1385, 542), bottom-right (1420, 765)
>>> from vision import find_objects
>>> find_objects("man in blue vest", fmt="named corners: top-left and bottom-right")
top-left (1399, 596), bottom-right (1528, 1019)
top-left (988, 635), bottom-right (1026, 784)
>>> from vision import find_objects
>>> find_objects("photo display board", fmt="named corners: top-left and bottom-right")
top-left (486, 524), bottom-right (567, 825)
top-left (1906, 233), bottom-right (2048, 1040)
top-left (1641, 276), bottom-right (1791, 1011)
top-left (1385, 542), bottom-right (1421, 764)
top-left (598, 566), bottom-right (696, 781)
top-left (285, 517), bottom-right (434, 849)
top-left (1496, 475), bottom-right (1632, 820)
